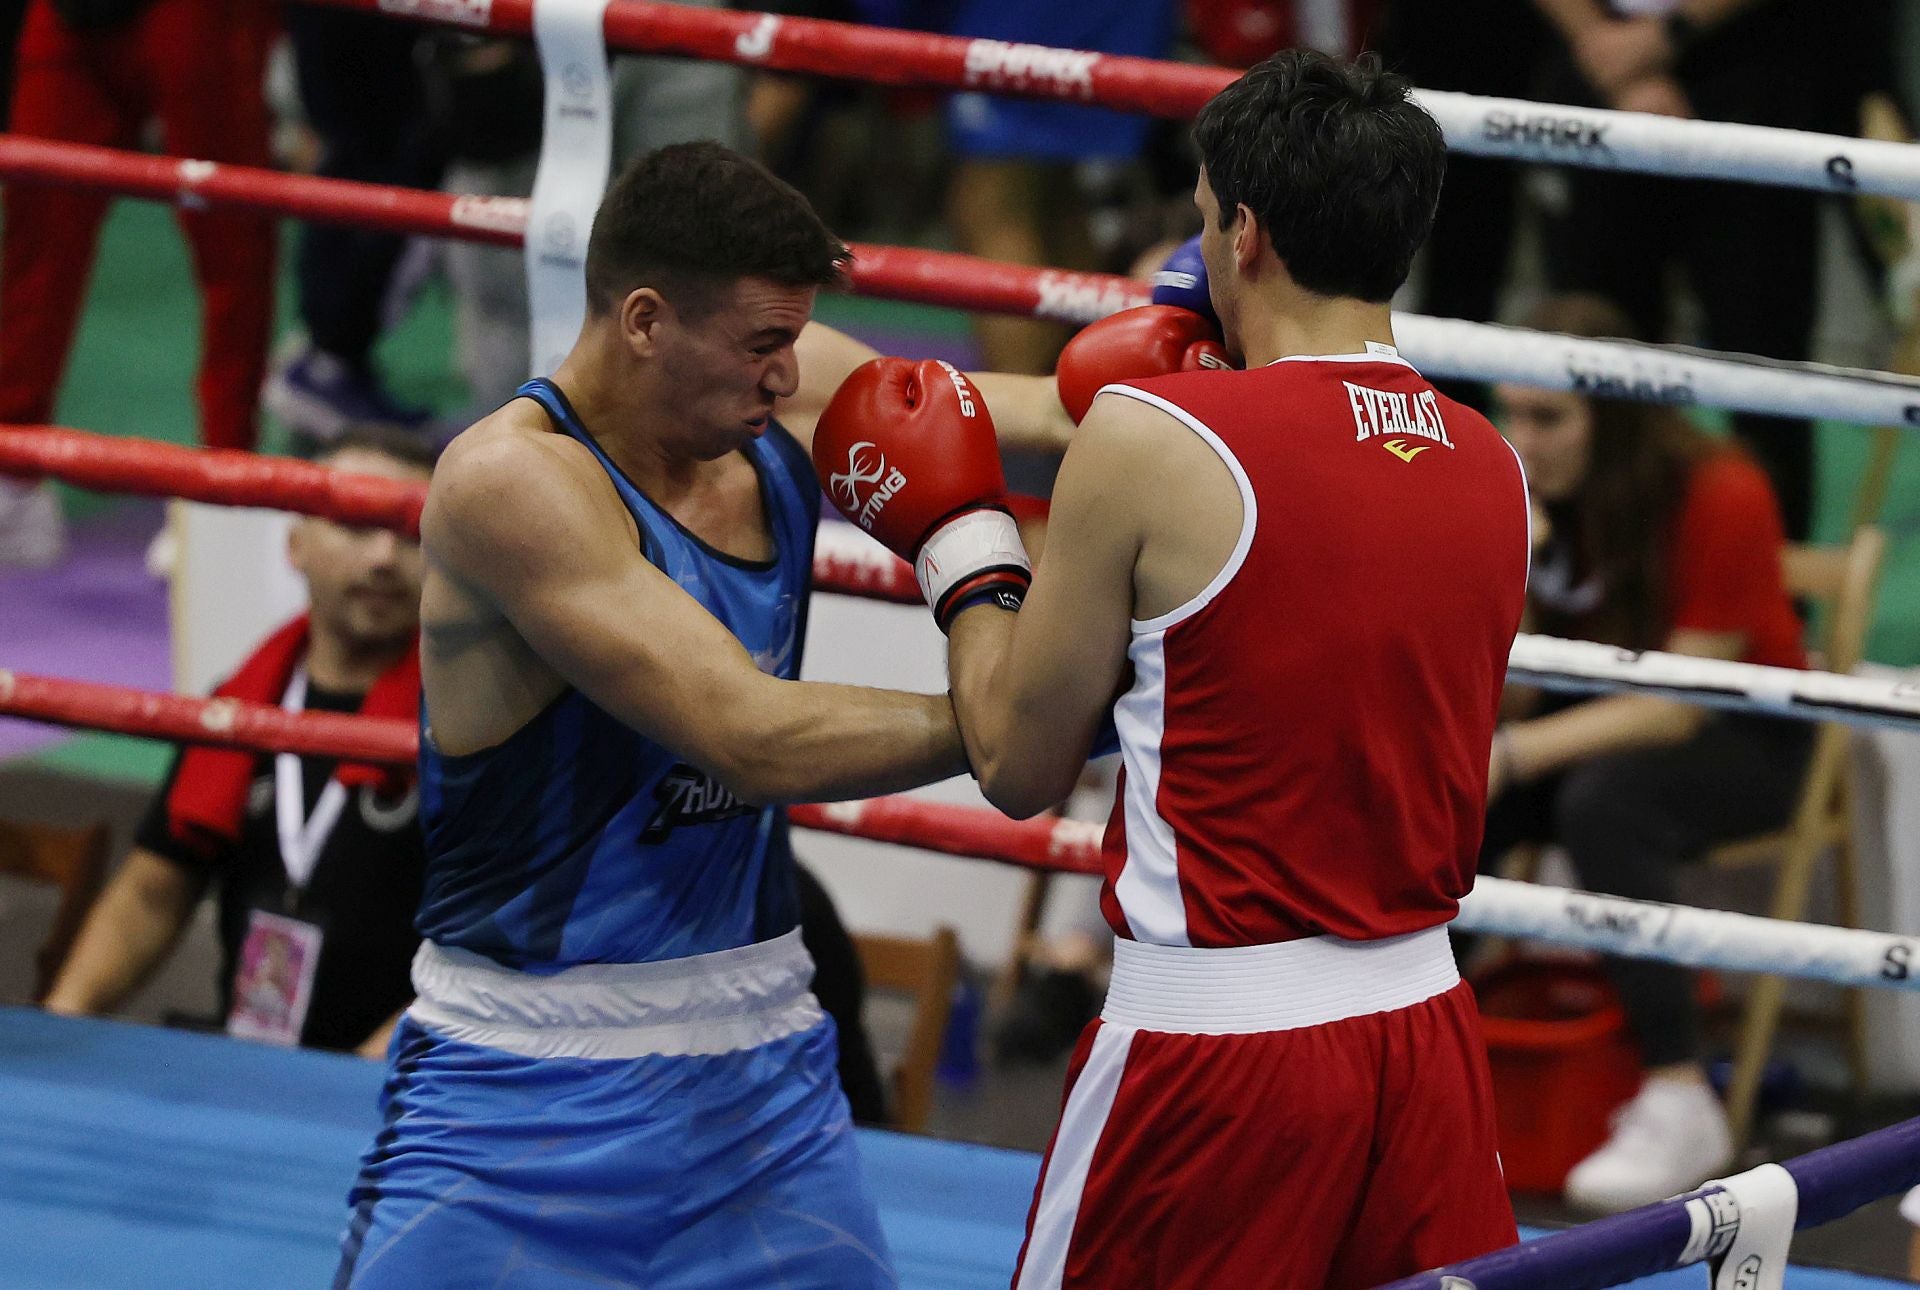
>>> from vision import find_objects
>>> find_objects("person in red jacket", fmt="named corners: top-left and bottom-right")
top-left (0, 0), bottom-right (277, 495)
top-left (814, 50), bottom-right (1528, 1288)
top-left (1484, 291), bottom-right (1813, 1213)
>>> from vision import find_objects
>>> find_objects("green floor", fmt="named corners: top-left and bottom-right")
top-left (21, 199), bottom-right (1920, 788)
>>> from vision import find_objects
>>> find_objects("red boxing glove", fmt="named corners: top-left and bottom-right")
top-left (1055, 305), bottom-right (1233, 423)
top-left (814, 358), bottom-right (1032, 631)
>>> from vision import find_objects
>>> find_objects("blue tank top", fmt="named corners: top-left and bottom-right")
top-left (415, 379), bottom-right (819, 969)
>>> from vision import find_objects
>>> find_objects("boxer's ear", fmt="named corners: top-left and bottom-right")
top-left (620, 288), bottom-right (666, 359)
top-left (1232, 203), bottom-right (1261, 274)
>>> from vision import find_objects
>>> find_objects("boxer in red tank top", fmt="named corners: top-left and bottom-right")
top-left (808, 50), bottom-right (1529, 1289)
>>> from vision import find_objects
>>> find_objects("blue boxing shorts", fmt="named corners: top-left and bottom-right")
top-left (333, 930), bottom-right (894, 1290)
top-left (863, 0), bottom-right (1178, 161)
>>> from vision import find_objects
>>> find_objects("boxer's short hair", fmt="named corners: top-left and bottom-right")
top-left (585, 141), bottom-right (850, 318)
top-left (308, 423), bottom-right (439, 472)
top-left (1195, 51), bottom-right (1444, 303)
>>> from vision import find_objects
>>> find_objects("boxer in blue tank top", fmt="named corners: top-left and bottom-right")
top-left (335, 143), bottom-right (1075, 1290)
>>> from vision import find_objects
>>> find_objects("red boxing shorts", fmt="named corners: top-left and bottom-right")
top-left (1012, 928), bottom-right (1517, 1289)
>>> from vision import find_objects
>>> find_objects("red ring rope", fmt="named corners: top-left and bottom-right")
top-left (0, 425), bottom-right (431, 536)
top-left (0, 667), bottom-right (1101, 877)
top-left (0, 669), bottom-right (418, 765)
top-left (307, 0), bottom-right (1232, 119)
top-left (0, 137), bottom-right (1149, 326)
top-left (0, 424), bottom-right (926, 603)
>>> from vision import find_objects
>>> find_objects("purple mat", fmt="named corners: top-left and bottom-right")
top-left (0, 500), bottom-right (171, 761)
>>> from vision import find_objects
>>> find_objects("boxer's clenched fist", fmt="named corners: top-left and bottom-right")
top-left (814, 358), bottom-right (1031, 632)
top-left (1056, 305), bottom-right (1232, 424)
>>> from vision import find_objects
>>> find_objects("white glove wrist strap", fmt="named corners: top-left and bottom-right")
top-left (915, 509), bottom-right (1031, 611)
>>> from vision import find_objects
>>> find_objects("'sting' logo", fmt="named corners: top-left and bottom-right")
top-left (831, 441), bottom-right (908, 532)
top-left (937, 361), bottom-right (979, 416)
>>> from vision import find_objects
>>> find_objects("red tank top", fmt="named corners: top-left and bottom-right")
top-left (1098, 347), bottom-right (1530, 948)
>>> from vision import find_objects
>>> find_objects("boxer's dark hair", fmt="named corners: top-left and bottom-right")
top-left (586, 141), bottom-right (849, 319)
top-left (1194, 51), bottom-right (1444, 302)
top-left (307, 423), bottom-right (439, 471)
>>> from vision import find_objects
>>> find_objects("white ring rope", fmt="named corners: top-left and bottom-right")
top-left (1509, 635), bottom-right (1920, 733)
top-left (1415, 90), bottom-right (1920, 202)
top-left (1459, 877), bottom-right (1920, 993)
top-left (353, 0), bottom-right (1920, 202)
top-left (822, 525), bottom-right (1920, 735)
top-left (1395, 316), bottom-right (1920, 430)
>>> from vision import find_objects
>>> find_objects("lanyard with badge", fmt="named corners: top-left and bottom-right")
top-left (226, 668), bottom-right (343, 1047)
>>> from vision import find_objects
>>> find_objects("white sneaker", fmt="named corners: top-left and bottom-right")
top-left (1563, 1076), bottom-right (1734, 1213)
top-left (0, 479), bottom-right (65, 569)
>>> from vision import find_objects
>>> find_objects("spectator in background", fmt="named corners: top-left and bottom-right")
top-left (1187, 0), bottom-right (1380, 68)
top-left (1484, 294), bottom-right (1813, 1212)
top-left (1378, 0), bottom-right (1548, 410)
top-left (1531, 0), bottom-right (1839, 540)
top-left (0, 0), bottom-right (278, 567)
top-left (263, 8), bottom-right (442, 440)
top-left (428, 17), bottom-right (750, 420)
top-left (868, 0), bottom-right (1180, 374)
top-left (43, 429), bottom-right (435, 1056)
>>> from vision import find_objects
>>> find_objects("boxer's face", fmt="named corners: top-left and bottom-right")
top-left (289, 448), bottom-right (428, 654)
top-left (1496, 384), bottom-right (1593, 503)
top-left (640, 277), bottom-right (814, 460)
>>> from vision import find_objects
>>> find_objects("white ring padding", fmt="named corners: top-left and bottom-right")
top-left (525, 0), bottom-right (613, 378)
top-left (1458, 878), bottom-right (1920, 993)
top-left (1508, 634), bottom-right (1920, 734)
top-left (1677, 1163), bottom-right (1798, 1290)
top-left (1416, 89), bottom-right (1920, 203)
top-left (1393, 315), bottom-right (1920, 429)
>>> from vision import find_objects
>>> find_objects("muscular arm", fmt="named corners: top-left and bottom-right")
top-left (1501, 628), bottom-right (1744, 783)
top-left (781, 322), bottom-right (1073, 454)
top-left (946, 400), bottom-right (1151, 818)
top-left (426, 431), bottom-right (967, 804)
top-left (43, 848), bottom-right (206, 1016)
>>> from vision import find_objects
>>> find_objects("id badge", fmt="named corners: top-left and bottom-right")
top-left (226, 909), bottom-right (324, 1047)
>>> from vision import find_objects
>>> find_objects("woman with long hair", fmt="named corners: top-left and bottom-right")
top-left (1486, 294), bottom-right (1813, 1212)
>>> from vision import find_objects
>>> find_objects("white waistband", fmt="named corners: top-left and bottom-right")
top-left (1101, 926), bottom-right (1459, 1034)
top-left (407, 928), bottom-right (824, 1060)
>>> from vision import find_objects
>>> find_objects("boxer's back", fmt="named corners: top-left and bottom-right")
top-left (1098, 347), bottom-right (1530, 949)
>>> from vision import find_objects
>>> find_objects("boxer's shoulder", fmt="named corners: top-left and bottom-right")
top-left (425, 403), bottom-right (632, 566)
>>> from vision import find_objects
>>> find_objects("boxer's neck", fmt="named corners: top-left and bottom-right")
top-left (549, 333), bottom-right (715, 495)
top-left (1234, 285), bottom-right (1396, 370)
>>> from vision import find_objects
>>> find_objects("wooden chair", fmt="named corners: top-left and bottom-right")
top-left (993, 870), bottom-right (1056, 1014)
top-left (0, 818), bottom-right (112, 1002)
top-left (1495, 526), bottom-right (1888, 1150)
top-left (854, 927), bottom-right (961, 1134)
top-left (1714, 525), bottom-right (1886, 1148)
